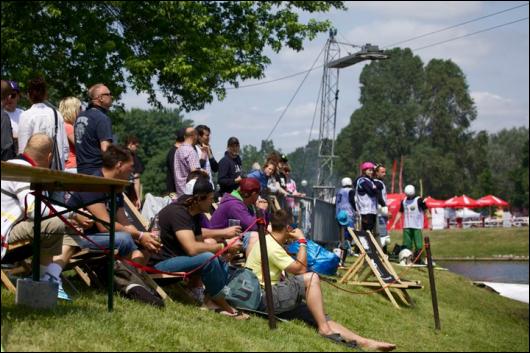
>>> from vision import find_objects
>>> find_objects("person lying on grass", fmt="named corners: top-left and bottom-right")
top-left (245, 209), bottom-right (396, 351)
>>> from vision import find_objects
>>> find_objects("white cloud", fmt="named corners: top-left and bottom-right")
top-left (471, 91), bottom-right (529, 132)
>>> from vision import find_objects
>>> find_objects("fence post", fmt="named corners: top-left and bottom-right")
top-left (257, 210), bottom-right (276, 329)
top-left (424, 236), bottom-right (441, 330)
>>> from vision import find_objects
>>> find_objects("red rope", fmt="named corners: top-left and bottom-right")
top-left (40, 194), bottom-right (260, 279)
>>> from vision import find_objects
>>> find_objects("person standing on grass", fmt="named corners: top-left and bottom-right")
top-left (374, 164), bottom-right (390, 254)
top-left (245, 209), bottom-right (396, 351)
top-left (390, 184), bottom-right (430, 264)
top-left (354, 162), bottom-right (378, 233)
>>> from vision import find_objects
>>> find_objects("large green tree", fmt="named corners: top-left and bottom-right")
top-left (335, 48), bottom-right (480, 198)
top-left (335, 48), bottom-right (425, 179)
top-left (487, 127), bottom-right (529, 208)
top-left (2, 1), bottom-right (344, 110)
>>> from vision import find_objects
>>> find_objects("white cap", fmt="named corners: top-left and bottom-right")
top-left (341, 177), bottom-right (353, 187)
top-left (404, 185), bottom-right (415, 196)
top-left (399, 248), bottom-right (413, 265)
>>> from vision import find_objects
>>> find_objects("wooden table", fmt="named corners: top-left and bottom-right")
top-left (1, 161), bottom-right (129, 311)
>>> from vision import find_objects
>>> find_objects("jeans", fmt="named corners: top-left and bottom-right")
top-left (74, 232), bottom-right (138, 257)
top-left (154, 252), bottom-right (229, 298)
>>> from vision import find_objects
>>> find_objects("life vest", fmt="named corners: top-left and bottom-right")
top-left (402, 197), bottom-right (424, 229)
top-left (355, 177), bottom-right (377, 215)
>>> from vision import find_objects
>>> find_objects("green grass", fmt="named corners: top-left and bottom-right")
top-left (2, 228), bottom-right (529, 352)
top-left (388, 227), bottom-right (529, 258)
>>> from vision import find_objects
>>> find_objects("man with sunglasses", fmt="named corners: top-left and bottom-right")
top-left (74, 83), bottom-right (114, 175)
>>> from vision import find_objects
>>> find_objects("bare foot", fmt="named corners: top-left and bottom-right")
top-left (358, 338), bottom-right (396, 352)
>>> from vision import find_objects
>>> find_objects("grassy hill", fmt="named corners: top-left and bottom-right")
top-left (2, 227), bottom-right (528, 352)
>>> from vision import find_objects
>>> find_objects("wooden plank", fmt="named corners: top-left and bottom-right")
top-left (1, 270), bottom-right (17, 293)
top-left (1, 161), bottom-right (128, 192)
top-left (123, 194), bottom-right (149, 230)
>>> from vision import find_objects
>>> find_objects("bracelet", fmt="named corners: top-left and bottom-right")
top-left (297, 238), bottom-right (307, 245)
top-left (138, 232), bottom-right (144, 241)
top-left (299, 243), bottom-right (307, 247)
top-left (220, 243), bottom-right (225, 250)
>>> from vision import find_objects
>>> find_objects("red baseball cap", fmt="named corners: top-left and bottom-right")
top-left (239, 178), bottom-right (261, 194)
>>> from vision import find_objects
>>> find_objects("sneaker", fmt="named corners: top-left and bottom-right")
top-left (57, 282), bottom-right (72, 301)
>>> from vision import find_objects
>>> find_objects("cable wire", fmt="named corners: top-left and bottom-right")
top-left (412, 16), bottom-right (528, 51)
top-left (224, 3), bottom-right (528, 91)
top-left (384, 2), bottom-right (529, 48)
top-left (264, 44), bottom-right (325, 141)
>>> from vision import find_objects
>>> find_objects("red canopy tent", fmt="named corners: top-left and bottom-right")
top-left (476, 195), bottom-right (509, 208)
top-left (424, 196), bottom-right (446, 208)
top-left (444, 195), bottom-right (480, 208)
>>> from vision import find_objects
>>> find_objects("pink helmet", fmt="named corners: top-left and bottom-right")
top-left (360, 161), bottom-right (375, 171)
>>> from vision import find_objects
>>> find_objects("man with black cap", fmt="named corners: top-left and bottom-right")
top-left (1, 80), bottom-right (16, 161)
top-left (217, 136), bottom-right (243, 197)
top-left (4, 80), bottom-right (25, 153)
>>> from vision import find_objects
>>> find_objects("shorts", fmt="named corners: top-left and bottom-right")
top-left (259, 274), bottom-right (305, 314)
top-left (242, 231), bottom-right (252, 251)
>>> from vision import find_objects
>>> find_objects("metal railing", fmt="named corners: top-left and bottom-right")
top-left (292, 195), bottom-right (340, 245)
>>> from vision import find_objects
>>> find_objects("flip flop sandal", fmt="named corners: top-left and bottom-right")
top-left (320, 333), bottom-right (360, 350)
top-left (215, 309), bottom-right (250, 320)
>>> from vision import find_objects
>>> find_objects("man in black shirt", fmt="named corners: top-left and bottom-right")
top-left (153, 174), bottom-right (247, 319)
top-left (217, 137), bottom-right (243, 198)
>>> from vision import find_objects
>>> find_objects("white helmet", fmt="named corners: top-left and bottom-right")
top-left (399, 248), bottom-right (414, 265)
top-left (404, 185), bottom-right (415, 196)
top-left (341, 177), bottom-right (353, 187)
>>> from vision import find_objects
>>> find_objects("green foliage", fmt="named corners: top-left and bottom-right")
top-left (488, 127), bottom-right (529, 208)
top-left (2, 1), bottom-right (345, 111)
top-left (286, 139), bottom-right (320, 189)
top-left (111, 108), bottom-right (191, 196)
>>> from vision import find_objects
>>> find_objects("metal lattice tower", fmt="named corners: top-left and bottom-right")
top-left (316, 29), bottom-right (340, 198)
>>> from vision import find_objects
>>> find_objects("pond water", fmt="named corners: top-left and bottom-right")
top-left (437, 261), bottom-right (529, 284)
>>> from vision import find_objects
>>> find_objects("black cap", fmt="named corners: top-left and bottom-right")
top-left (280, 154), bottom-right (288, 162)
top-left (227, 137), bottom-right (240, 147)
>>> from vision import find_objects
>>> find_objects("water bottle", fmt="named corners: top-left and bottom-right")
top-left (151, 215), bottom-right (160, 240)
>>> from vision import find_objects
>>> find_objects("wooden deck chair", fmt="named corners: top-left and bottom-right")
top-left (339, 228), bottom-right (422, 309)
top-left (122, 194), bottom-right (179, 301)
top-left (1, 240), bottom-right (32, 293)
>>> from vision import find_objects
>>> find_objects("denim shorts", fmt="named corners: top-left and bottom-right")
top-left (242, 231), bottom-right (252, 251)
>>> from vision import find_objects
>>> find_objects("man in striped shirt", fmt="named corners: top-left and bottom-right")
top-left (174, 127), bottom-right (201, 198)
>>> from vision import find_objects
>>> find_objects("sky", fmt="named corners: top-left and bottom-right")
top-left (120, 1), bottom-right (530, 161)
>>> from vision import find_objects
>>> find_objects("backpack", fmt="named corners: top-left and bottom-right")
top-left (287, 240), bottom-right (340, 276)
top-left (92, 259), bottom-right (164, 308)
top-left (224, 266), bottom-right (262, 310)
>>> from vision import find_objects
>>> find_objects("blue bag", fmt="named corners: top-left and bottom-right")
top-left (287, 240), bottom-right (340, 276)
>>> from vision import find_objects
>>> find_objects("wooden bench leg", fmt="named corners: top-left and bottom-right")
top-left (1, 270), bottom-right (17, 293)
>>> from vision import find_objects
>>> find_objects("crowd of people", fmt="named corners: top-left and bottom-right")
top-left (1, 78), bottom-right (396, 350)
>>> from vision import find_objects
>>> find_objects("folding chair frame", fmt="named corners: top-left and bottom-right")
top-left (339, 228), bottom-right (421, 309)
